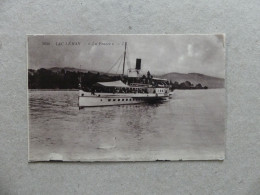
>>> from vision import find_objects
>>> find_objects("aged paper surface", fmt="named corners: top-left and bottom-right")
top-left (28, 34), bottom-right (225, 162)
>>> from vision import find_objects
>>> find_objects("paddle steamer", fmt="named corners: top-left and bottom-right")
top-left (78, 43), bottom-right (172, 108)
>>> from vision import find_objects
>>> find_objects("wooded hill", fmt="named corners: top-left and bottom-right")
top-left (28, 67), bottom-right (224, 90)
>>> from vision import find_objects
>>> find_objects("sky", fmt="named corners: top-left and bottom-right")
top-left (28, 34), bottom-right (225, 78)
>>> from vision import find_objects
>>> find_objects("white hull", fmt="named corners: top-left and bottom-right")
top-left (78, 90), bottom-right (169, 107)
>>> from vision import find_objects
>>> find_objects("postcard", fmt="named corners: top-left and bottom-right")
top-left (28, 34), bottom-right (225, 161)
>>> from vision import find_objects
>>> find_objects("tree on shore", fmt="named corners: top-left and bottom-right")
top-left (28, 69), bottom-right (208, 90)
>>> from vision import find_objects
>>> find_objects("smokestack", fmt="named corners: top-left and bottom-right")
top-left (136, 59), bottom-right (141, 70)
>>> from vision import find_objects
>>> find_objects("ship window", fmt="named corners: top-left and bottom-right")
top-left (113, 99), bottom-right (116, 101)
top-left (129, 99), bottom-right (131, 101)
top-left (122, 99), bottom-right (124, 101)
top-left (118, 99), bottom-right (120, 101)
top-left (100, 99), bottom-right (102, 101)
top-left (108, 99), bottom-right (111, 101)
top-left (126, 99), bottom-right (128, 101)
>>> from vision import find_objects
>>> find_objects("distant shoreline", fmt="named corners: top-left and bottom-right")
top-left (28, 88), bottom-right (224, 92)
top-left (29, 89), bottom-right (78, 91)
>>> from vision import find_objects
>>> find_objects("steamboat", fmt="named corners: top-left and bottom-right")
top-left (78, 42), bottom-right (172, 108)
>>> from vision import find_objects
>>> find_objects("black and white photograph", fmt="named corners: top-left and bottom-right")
top-left (28, 34), bottom-right (225, 161)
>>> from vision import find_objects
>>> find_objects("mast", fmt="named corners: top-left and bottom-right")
top-left (122, 42), bottom-right (127, 76)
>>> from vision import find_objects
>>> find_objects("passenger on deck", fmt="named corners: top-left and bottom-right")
top-left (91, 88), bottom-right (95, 95)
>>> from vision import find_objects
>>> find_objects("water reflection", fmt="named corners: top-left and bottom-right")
top-left (29, 89), bottom-right (225, 161)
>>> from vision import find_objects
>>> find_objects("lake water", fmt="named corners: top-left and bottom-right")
top-left (29, 89), bottom-right (225, 161)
